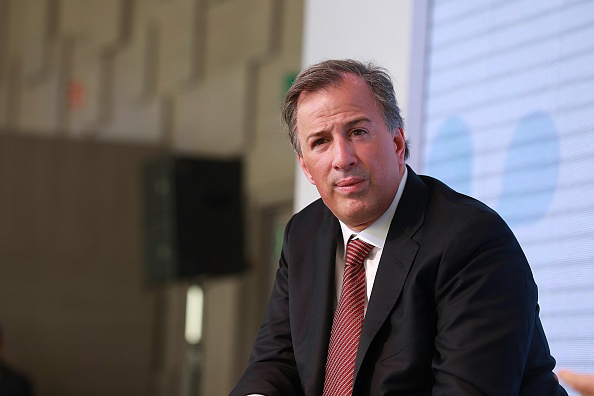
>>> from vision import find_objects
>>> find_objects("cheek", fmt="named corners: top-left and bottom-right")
top-left (367, 147), bottom-right (398, 178)
top-left (306, 162), bottom-right (326, 184)
top-left (309, 153), bottom-right (331, 173)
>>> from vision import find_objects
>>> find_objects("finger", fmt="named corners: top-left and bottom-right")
top-left (558, 370), bottom-right (594, 395)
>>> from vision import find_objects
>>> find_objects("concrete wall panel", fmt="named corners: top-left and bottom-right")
top-left (174, 65), bottom-right (247, 155)
top-left (59, 0), bottom-right (121, 49)
top-left (205, 0), bottom-right (273, 74)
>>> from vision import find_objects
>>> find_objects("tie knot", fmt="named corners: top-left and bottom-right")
top-left (345, 238), bottom-right (374, 267)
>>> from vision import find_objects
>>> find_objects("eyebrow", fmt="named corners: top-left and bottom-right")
top-left (305, 117), bottom-right (374, 142)
top-left (308, 117), bottom-right (373, 136)
top-left (345, 117), bottom-right (372, 128)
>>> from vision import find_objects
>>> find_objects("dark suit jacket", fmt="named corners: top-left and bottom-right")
top-left (232, 167), bottom-right (566, 396)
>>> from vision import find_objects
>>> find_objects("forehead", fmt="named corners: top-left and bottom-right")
top-left (296, 75), bottom-right (379, 121)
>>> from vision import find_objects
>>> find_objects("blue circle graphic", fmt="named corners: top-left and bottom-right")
top-left (497, 111), bottom-right (560, 226)
top-left (425, 116), bottom-right (473, 195)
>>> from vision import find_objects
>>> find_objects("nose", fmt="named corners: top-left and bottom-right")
top-left (332, 136), bottom-right (357, 171)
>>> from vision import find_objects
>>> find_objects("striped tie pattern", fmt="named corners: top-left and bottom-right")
top-left (323, 238), bottom-right (374, 396)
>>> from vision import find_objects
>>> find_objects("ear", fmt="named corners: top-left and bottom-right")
top-left (298, 156), bottom-right (316, 185)
top-left (393, 127), bottom-right (406, 165)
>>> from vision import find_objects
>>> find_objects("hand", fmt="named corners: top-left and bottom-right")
top-left (558, 370), bottom-right (594, 396)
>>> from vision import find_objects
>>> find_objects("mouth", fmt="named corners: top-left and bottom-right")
top-left (335, 177), bottom-right (367, 193)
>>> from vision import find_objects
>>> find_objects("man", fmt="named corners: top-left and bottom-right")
top-left (231, 59), bottom-right (567, 395)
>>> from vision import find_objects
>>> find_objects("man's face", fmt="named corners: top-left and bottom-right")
top-left (296, 74), bottom-right (406, 231)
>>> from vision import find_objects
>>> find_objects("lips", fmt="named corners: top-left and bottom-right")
top-left (336, 177), bottom-right (364, 187)
top-left (335, 177), bottom-right (367, 193)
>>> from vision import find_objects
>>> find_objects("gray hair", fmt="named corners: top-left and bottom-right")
top-left (282, 59), bottom-right (409, 158)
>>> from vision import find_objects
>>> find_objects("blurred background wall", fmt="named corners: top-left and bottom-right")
top-left (0, 0), bottom-right (305, 394)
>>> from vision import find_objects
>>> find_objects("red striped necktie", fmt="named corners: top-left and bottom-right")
top-left (323, 238), bottom-right (374, 396)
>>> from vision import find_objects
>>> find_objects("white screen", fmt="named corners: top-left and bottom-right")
top-left (420, 0), bottom-right (594, 386)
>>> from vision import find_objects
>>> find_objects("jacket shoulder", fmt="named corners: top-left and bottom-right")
top-left (286, 198), bottom-right (334, 234)
top-left (417, 174), bottom-right (500, 221)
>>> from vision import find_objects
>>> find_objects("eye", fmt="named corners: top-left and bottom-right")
top-left (351, 128), bottom-right (367, 137)
top-left (312, 138), bottom-right (328, 147)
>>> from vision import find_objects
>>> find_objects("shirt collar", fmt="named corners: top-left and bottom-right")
top-left (339, 167), bottom-right (408, 253)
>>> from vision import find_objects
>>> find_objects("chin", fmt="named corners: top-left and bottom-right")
top-left (337, 206), bottom-right (374, 228)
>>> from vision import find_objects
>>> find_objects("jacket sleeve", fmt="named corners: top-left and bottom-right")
top-left (431, 210), bottom-right (562, 395)
top-left (230, 218), bottom-right (304, 396)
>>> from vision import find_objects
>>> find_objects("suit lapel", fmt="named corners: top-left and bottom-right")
top-left (304, 209), bottom-right (340, 394)
top-left (353, 167), bottom-right (429, 379)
